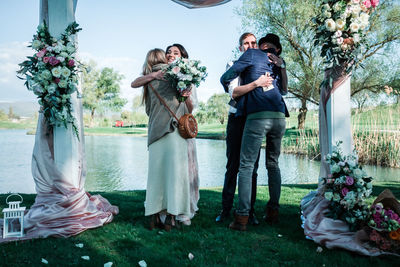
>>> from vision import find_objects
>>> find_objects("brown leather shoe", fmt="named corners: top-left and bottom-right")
top-left (148, 214), bottom-right (162, 230)
top-left (263, 207), bottom-right (279, 225)
top-left (229, 213), bottom-right (249, 231)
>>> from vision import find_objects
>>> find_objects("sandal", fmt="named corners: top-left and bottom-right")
top-left (164, 214), bottom-right (174, 232)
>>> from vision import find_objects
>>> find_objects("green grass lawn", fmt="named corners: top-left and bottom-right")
top-left (1, 183), bottom-right (400, 266)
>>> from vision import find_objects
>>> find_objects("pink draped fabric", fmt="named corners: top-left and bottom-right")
top-left (171, 0), bottom-right (231, 8)
top-left (0, 113), bottom-right (118, 243)
top-left (301, 67), bottom-right (392, 256)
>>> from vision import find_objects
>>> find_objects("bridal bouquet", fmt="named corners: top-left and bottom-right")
top-left (17, 22), bottom-right (82, 138)
top-left (164, 58), bottom-right (207, 102)
top-left (322, 144), bottom-right (373, 230)
top-left (313, 0), bottom-right (380, 73)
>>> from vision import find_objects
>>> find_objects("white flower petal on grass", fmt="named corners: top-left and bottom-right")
top-left (81, 256), bottom-right (90, 261)
top-left (277, 234), bottom-right (283, 238)
top-left (316, 246), bottom-right (323, 253)
top-left (104, 262), bottom-right (113, 267)
top-left (188, 253), bottom-right (194, 260)
top-left (41, 258), bottom-right (49, 264)
top-left (138, 260), bottom-right (147, 267)
top-left (75, 243), bottom-right (84, 248)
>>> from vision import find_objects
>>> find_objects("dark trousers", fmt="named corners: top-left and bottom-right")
top-left (222, 113), bottom-right (260, 214)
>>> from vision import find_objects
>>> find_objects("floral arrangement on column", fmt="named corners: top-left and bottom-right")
top-left (17, 22), bottom-right (82, 138)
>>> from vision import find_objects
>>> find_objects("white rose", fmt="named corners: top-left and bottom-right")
top-left (333, 2), bottom-right (342, 12)
top-left (353, 168), bottom-right (363, 179)
top-left (56, 56), bottom-right (65, 63)
top-left (335, 30), bottom-right (342, 37)
top-left (58, 80), bottom-right (68, 88)
top-left (66, 45), bottom-right (75, 54)
top-left (351, 4), bottom-right (361, 15)
top-left (41, 70), bottom-right (52, 80)
top-left (32, 40), bottom-right (42, 50)
top-left (184, 75), bottom-right (193, 81)
top-left (177, 81), bottom-right (186, 89)
top-left (325, 19), bottom-right (336, 32)
top-left (337, 37), bottom-right (344, 45)
top-left (336, 19), bottom-right (346, 30)
top-left (51, 66), bottom-right (62, 78)
top-left (47, 83), bottom-right (57, 94)
top-left (323, 10), bottom-right (332, 18)
top-left (359, 12), bottom-right (369, 24)
top-left (61, 67), bottom-right (71, 78)
top-left (366, 182), bottom-right (372, 189)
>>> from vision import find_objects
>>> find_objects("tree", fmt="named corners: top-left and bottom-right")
top-left (0, 110), bottom-right (7, 121)
top-left (82, 61), bottom-right (127, 126)
top-left (237, 0), bottom-right (400, 128)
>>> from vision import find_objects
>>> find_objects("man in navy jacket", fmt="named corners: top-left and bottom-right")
top-left (220, 33), bottom-right (289, 231)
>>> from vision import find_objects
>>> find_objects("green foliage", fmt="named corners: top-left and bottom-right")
top-left (194, 94), bottom-right (230, 124)
top-left (0, 110), bottom-right (7, 121)
top-left (82, 61), bottom-right (128, 121)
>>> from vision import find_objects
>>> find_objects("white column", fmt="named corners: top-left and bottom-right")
top-left (40, 0), bottom-right (81, 188)
top-left (326, 77), bottom-right (353, 156)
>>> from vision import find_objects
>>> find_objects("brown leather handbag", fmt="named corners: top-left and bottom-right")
top-left (149, 84), bottom-right (198, 139)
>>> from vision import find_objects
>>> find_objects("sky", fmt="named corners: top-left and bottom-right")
top-left (0, 0), bottom-right (246, 105)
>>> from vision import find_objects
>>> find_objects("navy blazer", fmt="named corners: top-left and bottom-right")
top-left (220, 49), bottom-right (288, 117)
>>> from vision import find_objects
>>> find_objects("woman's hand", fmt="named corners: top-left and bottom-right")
top-left (151, 70), bottom-right (165, 80)
top-left (254, 74), bottom-right (273, 88)
top-left (268, 53), bottom-right (284, 68)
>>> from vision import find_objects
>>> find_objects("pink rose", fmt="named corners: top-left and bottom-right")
top-left (341, 187), bottom-right (349, 197)
top-left (43, 57), bottom-right (50, 63)
top-left (54, 78), bottom-right (60, 84)
top-left (67, 59), bottom-right (75, 67)
top-left (49, 56), bottom-right (60, 66)
top-left (371, 0), bottom-right (379, 7)
top-left (36, 48), bottom-right (46, 58)
top-left (345, 176), bottom-right (354, 186)
top-left (172, 66), bottom-right (181, 74)
top-left (362, 0), bottom-right (371, 8)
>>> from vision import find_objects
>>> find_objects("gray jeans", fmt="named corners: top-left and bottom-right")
top-left (237, 118), bottom-right (286, 216)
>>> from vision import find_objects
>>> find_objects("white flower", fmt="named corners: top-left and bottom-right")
top-left (51, 66), bottom-right (62, 78)
top-left (32, 40), bottom-right (42, 50)
top-left (177, 81), bottom-right (186, 89)
top-left (336, 19), bottom-right (346, 30)
top-left (366, 182), bottom-right (373, 189)
top-left (61, 67), bottom-right (71, 78)
top-left (323, 10), bottom-right (332, 18)
top-left (335, 30), bottom-right (342, 37)
top-left (66, 44), bottom-right (75, 53)
top-left (324, 191), bottom-right (333, 201)
top-left (325, 19), bottom-right (336, 32)
top-left (333, 2), bottom-right (342, 12)
top-left (58, 80), bottom-right (68, 88)
top-left (322, 3), bottom-right (331, 11)
top-left (359, 12), bottom-right (370, 24)
top-left (56, 56), bottom-right (65, 63)
top-left (184, 75), bottom-right (193, 81)
top-left (47, 83), bottom-right (57, 94)
top-left (351, 4), bottom-right (361, 15)
top-left (337, 37), bottom-right (344, 44)
top-left (41, 70), bottom-right (52, 80)
top-left (331, 164), bottom-right (341, 173)
top-left (353, 168), bottom-right (363, 179)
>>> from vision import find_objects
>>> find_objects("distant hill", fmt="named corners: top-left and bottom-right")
top-left (0, 101), bottom-right (39, 117)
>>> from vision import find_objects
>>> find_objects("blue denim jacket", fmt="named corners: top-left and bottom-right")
top-left (220, 49), bottom-right (288, 117)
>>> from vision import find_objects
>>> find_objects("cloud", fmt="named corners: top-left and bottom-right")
top-left (0, 42), bottom-right (37, 102)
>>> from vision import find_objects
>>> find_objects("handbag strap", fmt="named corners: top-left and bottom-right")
top-left (148, 83), bottom-right (180, 122)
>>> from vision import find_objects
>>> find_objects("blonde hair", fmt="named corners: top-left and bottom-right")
top-left (142, 48), bottom-right (167, 105)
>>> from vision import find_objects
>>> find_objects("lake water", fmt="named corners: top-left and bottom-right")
top-left (0, 129), bottom-right (399, 193)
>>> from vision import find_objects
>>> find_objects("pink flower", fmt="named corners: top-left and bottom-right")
top-left (390, 212), bottom-right (399, 220)
top-left (54, 78), bottom-right (60, 84)
top-left (371, 0), bottom-right (379, 7)
top-left (36, 48), bottom-right (46, 58)
top-left (341, 187), bottom-right (349, 197)
top-left (172, 66), bottom-right (181, 74)
top-left (48, 56), bottom-right (60, 66)
top-left (345, 176), bottom-right (354, 186)
top-left (43, 57), bottom-right (50, 63)
top-left (362, 0), bottom-right (371, 8)
top-left (370, 230), bottom-right (380, 242)
top-left (67, 59), bottom-right (75, 67)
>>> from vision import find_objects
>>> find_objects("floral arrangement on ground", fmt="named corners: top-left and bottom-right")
top-left (164, 58), bottom-right (207, 102)
top-left (17, 21), bottom-right (82, 138)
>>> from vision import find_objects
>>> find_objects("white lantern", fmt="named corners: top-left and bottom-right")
top-left (2, 193), bottom-right (26, 238)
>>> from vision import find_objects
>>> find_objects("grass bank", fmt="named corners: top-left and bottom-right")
top-left (1, 184), bottom-right (400, 266)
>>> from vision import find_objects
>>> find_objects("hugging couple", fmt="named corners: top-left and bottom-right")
top-left (219, 32), bottom-right (289, 231)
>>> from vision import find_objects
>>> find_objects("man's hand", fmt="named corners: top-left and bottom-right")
top-left (268, 53), bottom-right (284, 68)
top-left (254, 74), bottom-right (273, 88)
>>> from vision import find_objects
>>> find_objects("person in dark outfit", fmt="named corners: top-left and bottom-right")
top-left (220, 33), bottom-right (289, 231)
top-left (216, 33), bottom-right (273, 226)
